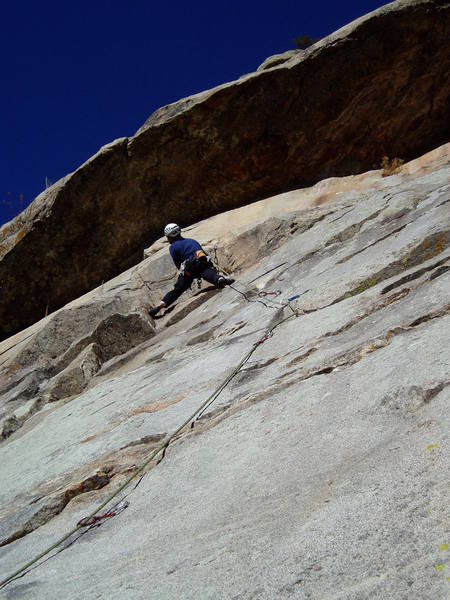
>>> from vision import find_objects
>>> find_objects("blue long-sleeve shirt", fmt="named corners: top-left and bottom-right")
top-left (169, 238), bottom-right (203, 270)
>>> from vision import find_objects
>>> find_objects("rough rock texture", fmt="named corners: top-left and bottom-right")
top-left (257, 49), bottom-right (301, 71)
top-left (0, 144), bottom-right (448, 598)
top-left (1, 0), bottom-right (449, 340)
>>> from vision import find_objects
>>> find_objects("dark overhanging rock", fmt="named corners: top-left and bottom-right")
top-left (0, 0), bottom-right (449, 340)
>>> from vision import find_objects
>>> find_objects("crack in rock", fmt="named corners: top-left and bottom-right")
top-left (0, 471), bottom-right (113, 547)
top-left (0, 313), bottom-right (157, 442)
top-left (287, 347), bottom-right (318, 366)
top-left (267, 305), bottom-right (450, 399)
top-left (381, 256), bottom-right (449, 294)
top-left (333, 230), bottom-right (449, 304)
top-left (337, 223), bottom-right (409, 264)
top-left (325, 207), bottom-right (386, 249)
top-left (1, 397), bottom-right (45, 442)
top-left (5, 306), bottom-right (448, 549)
top-left (378, 382), bottom-right (448, 416)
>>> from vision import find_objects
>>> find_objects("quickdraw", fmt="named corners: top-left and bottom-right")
top-left (77, 513), bottom-right (116, 527)
top-left (258, 290), bottom-right (282, 298)
top-left (77, 499), bottom-right (129, 528)
top-left (254, 331), bottom-right (274, 346)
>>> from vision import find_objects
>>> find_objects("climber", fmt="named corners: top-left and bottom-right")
top-left (148, 223), bottom-right (234, 318)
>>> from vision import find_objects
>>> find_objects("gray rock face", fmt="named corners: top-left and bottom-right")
top-left (1, 0), bottom-right (450, 339)
top-left (257, 50), bottom-right (301, 71)
top-left (0, 144), bottom-right (448, 598)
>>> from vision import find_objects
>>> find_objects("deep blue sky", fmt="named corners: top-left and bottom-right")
top-left (1, 0), bottom-right (388, 227)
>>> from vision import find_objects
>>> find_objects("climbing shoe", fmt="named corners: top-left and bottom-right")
top-left (149, 306), bottom-right (161, 318)
top-left (216, 277), bottom-right (235, 289)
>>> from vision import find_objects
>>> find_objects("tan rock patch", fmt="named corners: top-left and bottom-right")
top-left (129, 395), bottom-right (186, 416)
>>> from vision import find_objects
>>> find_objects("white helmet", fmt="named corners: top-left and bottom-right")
top-left (164, 223), bottom-right (181, 239)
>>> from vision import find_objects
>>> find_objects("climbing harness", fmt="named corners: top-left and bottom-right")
top-left (195, 250), bottom-right (208, 262)
top-left (180, 250), bottom-right (212, 279)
